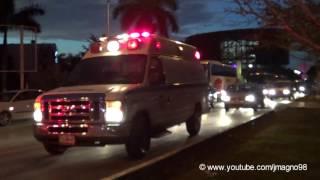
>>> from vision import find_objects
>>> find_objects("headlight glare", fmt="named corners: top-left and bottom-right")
top-left (245, 94), bottom-right (255, 102)
top-left (33, 109), bottom-right (43, 122)
top-left (105, 101), bottom-right (124, 123)
top-left (268, 89), bottom-right (276, 96)
top-left (221, 94), bottom-right (231, 102)
top-left (283, 89), bottom-right (290, 95)
top-left (299, 86), bottom-right (306, 92)
top-left (262, 89), bottom-right (268, 95)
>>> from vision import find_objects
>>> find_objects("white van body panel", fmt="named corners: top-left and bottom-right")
top-left (34, 33), bottom-right (208, 149)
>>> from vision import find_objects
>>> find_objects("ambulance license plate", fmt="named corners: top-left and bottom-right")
top-left (59, 134), bottom-right (75, 145)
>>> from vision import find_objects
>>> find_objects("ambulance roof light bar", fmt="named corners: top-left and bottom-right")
top-left (130, 32), bottom-right (140, 38)
top-left (107, 40), bottom-right (120, 52)
top-left (115, 32), bottom-right (151, 40)
top-left (141, 32), bottom-right (150, 38)
top-left (127, 39), bottom-right (139, 50)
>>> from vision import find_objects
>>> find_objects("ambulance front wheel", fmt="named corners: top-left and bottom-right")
top-left (43, 143), bottom-right (68, 155)
top-left (125, 114), bottom-right (151, 159)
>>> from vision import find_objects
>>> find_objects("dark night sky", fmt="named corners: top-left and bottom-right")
top-left (11, 0), bottom-right (256, 54)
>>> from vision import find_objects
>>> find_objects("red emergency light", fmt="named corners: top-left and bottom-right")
top-left (90, 32), bottom-right (152, 53)
top-left (195, 51), bottom-right (201, 60)
top-left (129, 32), bottom-right (151, 39)
top-left (141, 32), bottom-right (151, 38)
top-left (90, 42), bottom-right (102, 53)
top-left (155, 41), bottom-right (161, 49)
top-left (130, 32), bottom-right (140, 38)
top-left (127, 39), bottom-right (139, 50)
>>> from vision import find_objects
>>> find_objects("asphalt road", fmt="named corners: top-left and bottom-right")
top-left (0, 104), bottom-right (273, 180)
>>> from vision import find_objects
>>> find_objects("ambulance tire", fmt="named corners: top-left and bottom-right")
top-left (126, 114), bottom-right (151, 159)
top-left (186, 104), bottom-right (201, 137)
top-left (225, 106), bottom-right (230, 112)
top-left (43, 143), bottom-right (67, 155)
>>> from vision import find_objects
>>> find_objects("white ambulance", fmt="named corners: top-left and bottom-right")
top-left (33, 32), bottom-right (208, 158)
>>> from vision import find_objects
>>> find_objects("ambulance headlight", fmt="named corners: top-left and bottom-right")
top-left (33, 102), bottom-right (42, 122)
top-left (283, 89), bottom-right (291, 95)
top-left (107, 40), bottom-right (120, 52)
top-left (299, 86), bottom-right (306, 92)
top-left (105, 101), bottom-right (123, 123)
top-left (33, 110), bottom-right (43, 122)
top-left (221, 94), bottom-right (230, 102)
top-left (245, 94), bottom-right (255, 102)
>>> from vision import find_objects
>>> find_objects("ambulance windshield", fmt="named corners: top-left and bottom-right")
top-left (65, 55), bottom-right (146, 86)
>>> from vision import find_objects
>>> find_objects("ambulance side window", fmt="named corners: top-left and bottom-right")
top-left (148, 58), bottom-right (165, 85)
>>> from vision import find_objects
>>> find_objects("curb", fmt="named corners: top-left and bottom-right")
top-left (103, 104), bottom-right (288, 180)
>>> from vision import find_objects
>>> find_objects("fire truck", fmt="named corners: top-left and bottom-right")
top-left (33, 32), bottom-right (208, 158)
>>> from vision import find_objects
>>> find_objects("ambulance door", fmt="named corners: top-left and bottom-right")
top-left (147, 57), bottom-right (173, 128)
top-left (160, 57), bottom-right (193, 125)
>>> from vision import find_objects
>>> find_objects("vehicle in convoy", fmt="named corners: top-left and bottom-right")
top-left (0, 89), bottom-right (43, 126)
top-left (201, 60), bottom-right (237, 102)
top-left (262, 81), bottom-right (294, 100)
top-left (33, 32), bottom-right (208, 158)
top-left (292, 81), bottom-right (308, 98)
top-left (207, 86), bottom-right (216, 109)
top-left (222, 83), bottom-right (265, 112)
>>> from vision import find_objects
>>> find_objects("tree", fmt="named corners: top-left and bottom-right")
top-left (0, 0), bottom-right (44, 90)
top-left (81, 34), bottom-right (100, 56)
top-left (58, 53), bottom-right (82, 73)
top-left (113, 0), bottom-right (179, 37)
top-left (231, 0), bottom-right (320, 56)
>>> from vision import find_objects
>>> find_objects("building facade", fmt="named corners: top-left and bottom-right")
top-left (185, 28), bottom-right (289, 69)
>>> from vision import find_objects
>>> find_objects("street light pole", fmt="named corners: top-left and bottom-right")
top-left (19, 26), bottom-right (25, 90)
top-left (107, 0), bottom-right (111, 36)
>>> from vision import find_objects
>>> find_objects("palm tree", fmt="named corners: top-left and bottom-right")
top-left (0, 0), bottom-right (44, 90)
top-left (113, 0), bottom-right (179, 37)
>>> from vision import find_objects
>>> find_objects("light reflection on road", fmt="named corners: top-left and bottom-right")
top-left (0, 100), bottom-right (290, 180)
